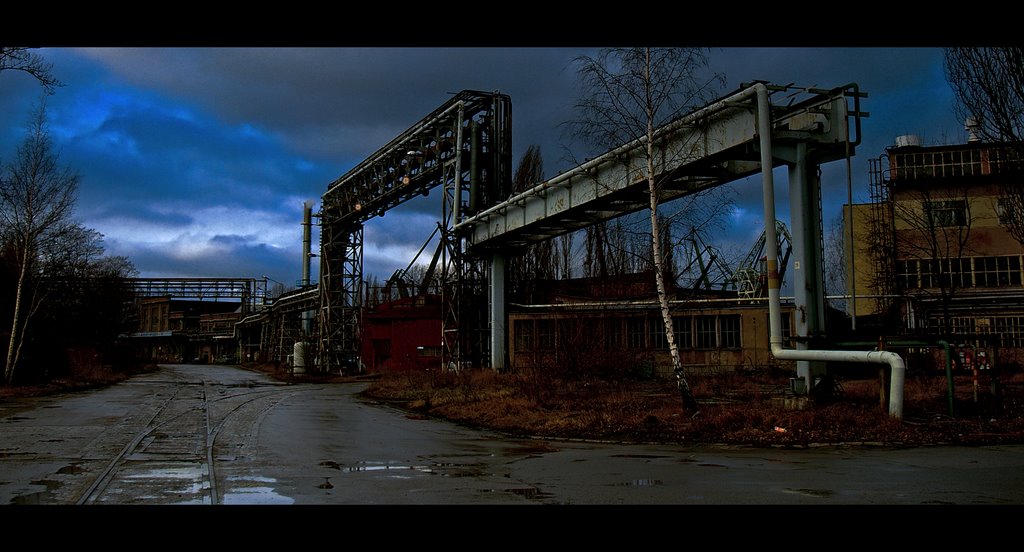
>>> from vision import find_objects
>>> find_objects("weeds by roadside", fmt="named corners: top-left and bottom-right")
top-left (361, 367), bottom-right (1024, 446)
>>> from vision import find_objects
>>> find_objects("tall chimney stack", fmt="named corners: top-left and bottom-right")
top-left (302, 201), bottom-right (312, 287)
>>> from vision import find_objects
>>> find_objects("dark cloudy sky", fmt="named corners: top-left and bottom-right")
top-left (0, 48), bottom-right (964, 286)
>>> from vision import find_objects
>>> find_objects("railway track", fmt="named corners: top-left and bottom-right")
top-left (74, 375), bottom-right (300, 505)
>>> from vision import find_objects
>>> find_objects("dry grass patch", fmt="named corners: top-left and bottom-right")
top-left (361, 366), bottom-right (1024, 446)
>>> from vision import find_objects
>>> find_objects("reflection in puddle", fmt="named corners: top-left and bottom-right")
top-left (222, 487), bottom-right (295, 505)
top-left (337, 461), bottom-right (486, 478)
top-left (126, 467), bottom-right (205, 480)
top-left (345, 463), bottom-right (433, 474)
top-left (222, 475), bottom-right (294, 505)
top-left (9, 479), bottom-right (61, 505)
top-left (227, 475), bottom-right (277, 483)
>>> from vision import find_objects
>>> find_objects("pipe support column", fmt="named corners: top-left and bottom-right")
top-left (490, 253), bottom-right (506, 371)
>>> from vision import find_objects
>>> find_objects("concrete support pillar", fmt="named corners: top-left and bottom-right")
top-left (490, 253), bottom-right (506, 372)
top-left (787, 142), bottom-right (827, 392)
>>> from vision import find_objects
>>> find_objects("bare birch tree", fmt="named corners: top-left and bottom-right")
top-left (568, 47), bottom-right (723, 414)
top-left (1, 102), bottom-right (78, 383)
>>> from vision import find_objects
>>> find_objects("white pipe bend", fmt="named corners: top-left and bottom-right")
top-left (754, 83), bottom-right (905, 419)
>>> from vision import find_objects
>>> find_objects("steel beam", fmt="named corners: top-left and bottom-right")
top-left (458, 83), bottom-right (862, 253)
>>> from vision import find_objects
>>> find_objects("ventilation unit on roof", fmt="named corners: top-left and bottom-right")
top-left (895, 135), bottom-right (922, 148)
top-left (966, 117), bottom-right (981, 142)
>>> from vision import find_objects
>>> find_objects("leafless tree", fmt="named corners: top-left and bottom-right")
top-left (823, 212), bottom-right (849, 313)
top-left (945, 47), bottom-right (1024, 145)
top-left (944, 47), bottom-right (1024, 245)
top-left (567, 47), bottom-right (724, 414)
top-left (892, 184), bottom-right (975, 336)
top-left (508, 145), bottom-right (557, 302)
top-left (0, 47), bottom-right (62, 94)
top-left (0, 102), bottom-right (78, 383)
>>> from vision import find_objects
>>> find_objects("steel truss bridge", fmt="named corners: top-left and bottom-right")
top-left (279, 81), bottom-right (866, 373)
top-left (129, 278), bottom-right (267, 312)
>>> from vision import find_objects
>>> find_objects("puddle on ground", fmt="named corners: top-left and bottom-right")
top-left (783, 488), bottom-right (835, 498)
top-left (11, 492), bottom-right (44, 505)
top-left (317, 477), bottom-right (334, 489)
top-left (57, 464), bottom-right (85, 475)
top-left (125, 466), bottom-right (205, 481)
top-left (9, 479), bottom-right (61, 505)
top-left (4, 417), bottom-right (32, 422)
top-left (227, 475), bottom-right (277, 484)
top-left (343, 462), bottom-right (432, 474)
top-left (222, 475), bottom-right (294, 505)
top-left (332, 460), bottom-right (487, 478)
top-left (610, 454), bottom-right (670, 459)
top-left (222, 487), bottom-right (295, 505)
top-left (697, 463), bottom-right (728, 468)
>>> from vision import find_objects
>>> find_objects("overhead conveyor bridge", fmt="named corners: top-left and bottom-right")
top-left (456, 82), bottom-right (864, 252)
top-left (312, 82), bottom-right (869, 381)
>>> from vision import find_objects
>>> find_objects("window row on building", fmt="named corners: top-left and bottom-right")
top-left (890, 147), bottom-right (1022, 182)
top-left (943, 315), bottom-right (1024, 348)
top-left (897, 254), bottom-right (1024, 290)
top-left (513, 314), bottom-right (747, 353)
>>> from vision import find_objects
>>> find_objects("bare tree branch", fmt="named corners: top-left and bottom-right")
top-left (0, 47), bottom-right (62, 95)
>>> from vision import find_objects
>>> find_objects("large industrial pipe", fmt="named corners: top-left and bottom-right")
top-left (754, 83), bottom-right (906, 419)
top-left (302, 201), bottom-right (312, 287)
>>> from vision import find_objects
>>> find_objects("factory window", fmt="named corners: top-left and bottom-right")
top-left (626, 317), bottom-right (646, 349)
top-left (536, 319), bottom-right (555, 351)
top-left (994, 316), bottom-right (1024, 348)
top-left (605, 318), bottom-right (623, 350)
top-left (720, 315), bottom-right (741, 349)
top-left (695, 316), bottom-right (717, 349)
top-left (650, 317), bottom-right (666, 349)
top-left (514, 319), bottom-right (533, 352)
top-left (673, 316), bottom-right (692, 349)
top-left (924, 199), bottom-right (967, 227)
top-left (974, 255), bottom-right (1022, 288)
top-left (997, 197), bottom-right (1019, 226)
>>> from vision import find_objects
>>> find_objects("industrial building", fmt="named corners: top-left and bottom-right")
top-left (128, 278), bottom-right (264, 364)
top-left (846, 132), bottom-right (1024, 365)
top-left (507, 275), bottom-right (799, 377)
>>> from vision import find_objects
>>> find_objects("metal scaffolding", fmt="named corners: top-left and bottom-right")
top-left (317, 90), bottom-right (511, 373)
top-left (128, 278), bottom-right (265, 314)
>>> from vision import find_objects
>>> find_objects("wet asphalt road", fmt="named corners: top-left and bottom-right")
top-left (1, 364), bottom-right (1023, 505)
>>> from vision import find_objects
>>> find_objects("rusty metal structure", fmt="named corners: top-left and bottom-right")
top-left (316, 90), bottom-right (511, 372)
top-left (259, 82), bottom-right (871, 384)
top-left (129, 278), bottom-right (266, 313)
